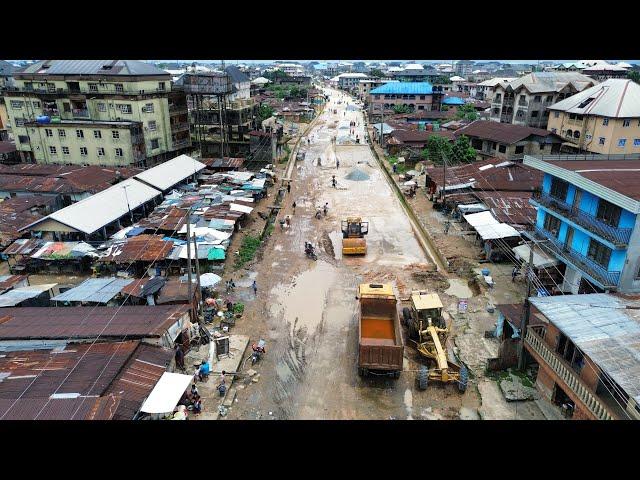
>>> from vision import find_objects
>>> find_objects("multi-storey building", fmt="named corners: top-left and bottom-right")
top-left (368, 82), bottom-right (442, 116)
top-left (357, 78), bottom-right (393, 103)
top-left (336, 73), bottom-right (374, 92)
top-left (524, 293), bottom-right (640, 420)
top-left (175, 71), bottom-right (258, 158)
top-left (525, 155), bottom-right (640, 294)
top-left (490, 72), bottom-right (597, 128)
top-left (3, 60), bottom-right (191, 167)
top-left (454, 60), bottom-right (474, 77)
top-left (582, 64), bottom-right (628, 82)
top-left (474, 77), bottom-right (515, 102)
top-left (275, 63), bottom-right (305, 77)
top-left (0, 61), bottom-right (17, 141)
top-left (546, 79), bottom-right (640, 154)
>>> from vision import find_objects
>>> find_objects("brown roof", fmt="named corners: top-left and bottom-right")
top-left (98, 235), bottom-right (174, 264)
top-left (0, 165), bottom-right (142, 195)
top-left (137, 206), bottom-right (188, 232)
top-left (1, 238), bottom-right (43, 256)
top-left (0, 142), bottom-right (18, 155)
top-left (0, 275), bottom-right (28, 293)
top-left (389, 129), bottom-right (455, 145)
top-left (0, 194), bottom-right (56, 213)
top-left (0, 211), bottom-right (43, 247)
top-left (0, 305), bottom-right (190, 340)
top-left (0, 341), bottom-right (172, 420)
top-left (496, 303), bottom-right (544, 329)
top-left (540, 159), bottom-right (640, 202)
top-left (473, 191), bottom-right (537, 227)
top-left (156, 278), bottom-right (196, 305)
top-left (103, 343), bottom-right (174, 420)
top-left (455, 120), bottom-right (559, 145)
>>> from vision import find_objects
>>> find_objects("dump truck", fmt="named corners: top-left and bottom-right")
top-left (402, 291), bottom-right (467, 392)
top-left (357, 283), bottom-right (403, 378)
top-left (341, 217), bottom-right (368, 256)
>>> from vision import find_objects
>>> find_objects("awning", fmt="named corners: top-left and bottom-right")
top-left (457, 203), bottom-right (488, 214)
top-left (474, 223), bottom-right (519, 240)
top-left (513, 244), bottom-right (560, 268)
top-left (207, 248), bottom-right (226, 261)
top-left (140, 372), bottom-right (193, 414)
top-left (199, 272), bottom-right (222, 287)
top-left (230, 203), bottom-right (253, 214)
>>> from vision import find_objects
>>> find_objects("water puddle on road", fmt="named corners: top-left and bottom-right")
top-left (445, 278), bottom-right (474, 298)
top-left (269, 260), bottom-right (339, 335)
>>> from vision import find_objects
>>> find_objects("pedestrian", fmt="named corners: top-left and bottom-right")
top-left (512, 265), bottom-right (520, 282)
top-left (175, 344), bottom-right (185, 371)
top-left (219, 370), bottom-right (227, 386)
top-left (393, 163), bottom-right (397, 174)
top-left (332, 175), bottom-right (337, 188)
top-left (226, 299), bottom-right (234, 313)
top-left (287, 183), bottom-right (291, 194)
top-left (190, 383), bottom-right (199, 398)
top-left (285, 215), bottom-right (291, 227)
top-left (336, 159), bottom-right (340, 169)
top-left (252, 280), bottom-right (257, 296)
top-left (444, 221), bottom-right (451, 235)
top-left (292, 201), bottom-right (296, 214)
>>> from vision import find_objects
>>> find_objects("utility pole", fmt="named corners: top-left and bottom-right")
top-left (185, 207), bottom-right (193, 308)
top-left (122, 185), bottom-right (133, 223)
top-left (192, 231), bottom-right (202, 317)
top-left (441, 151), bottom-right (447, 204)
top-left (518, 241), bottom-right (536, 370)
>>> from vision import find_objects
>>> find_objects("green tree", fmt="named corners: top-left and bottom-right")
top-left (425, 135), bottom-right (452, 164)
top-left (434, 75), bottom-right (452, 84)
top-left (258, 104), bottom-right (274, 121)
top-left (451, 135), bottom-right (476, 163)
top-left (628, 70), bottom-right (640, 85)
top-left (392, 104), bottom-right (413, 114)
top-left (455, 103), bottom-right (479, 121)
top-left (370, 69), bottom-right (385, 78)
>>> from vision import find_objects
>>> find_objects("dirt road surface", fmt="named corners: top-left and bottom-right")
top-left (225, 88), bottom-right (484, 420)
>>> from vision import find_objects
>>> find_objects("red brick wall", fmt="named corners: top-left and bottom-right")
top-left (535, 363), bottom-right (555, 401)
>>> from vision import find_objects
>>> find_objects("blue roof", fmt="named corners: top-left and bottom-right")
top-left (442, 97), bottom-right (465, 105)
top-left (370, 82), bottom-right (433, 95)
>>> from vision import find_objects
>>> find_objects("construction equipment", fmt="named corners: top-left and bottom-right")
top-left (341, 217), bottom-right (368, 256)
top-left (402, 291), bottom-right (468, 393)
top-left (357, 283), bottom-right (403, 378)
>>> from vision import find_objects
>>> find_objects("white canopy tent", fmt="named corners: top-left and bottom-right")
top-left (140, 372), bottom-right (194, 414)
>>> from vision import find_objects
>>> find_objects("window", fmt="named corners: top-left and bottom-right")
top-left (112, 130), bottom-right (120, 139)
top-left (531, 110), bottom-right (539, 118)
top-left (585, 134), bottom-right (592, 140)
top-left (89, 83), bottom-right (98, 92)
top-left (635, 139), bottom-right (640, 147)
top-left (115, 83), bottom-right (124, 93)
top-left (550, 177), bottom-right (569, 201)
top-left (58, 129), bottom-right (66, 138)
top-left (578, 97), bottom-right (594, 109)
top-left (97, 103), bottom-right (106, 112)
top-left (115, 148), bottom-right (123, 157)
top-left (492, 108), bottom-right (499, 115)
top-left (18, 135), bottom-right (29, 144)
top-left (158, 82), bottom-right (165, 91)
top-left (117, 104), bottom-right (132, 114)
top-left (142, 103), bottom-right (154, 113)
top-left (47, 83), bottom-right (56, 92)
top-left (498, 144), bottom-right (506, 153)
top-left (495, 94), bottom-right (502, 102)
top-left (62, 146), bottom-right (70, 155)
top-left (148, 120), bottom-right (157, 131)
top-left (45, 128), bottom-right (53, 137)
top-left (587, 238), bottom-right (612, 269)
top-left (596, 199), bottom-right (621, 227)
top-left (420, 95), bottom-right (425, 100)
top-left (150, 139), bottom-right (159, 150)
top-left (574, 130), bottom-right (580, 139)
top-left (48, 146), bottom-right (57, 155)
top-left (603, 118), bottom-right (609, 126)
top-left (546, 95), bottom-right (553, 102)
top-left (599, 137), bottom-right (606, 145)
top-left (492, 142), bottom-right (497, 150)
top-left (80, 147), bottom-right (88, 156)
top-left (76, 129), bottom-right (84, 139)
top-left (623, 119), bottom-right (631, 127)
top-left (515, 145), bottom-right (525, 154)
top-left (10, 100), bottom-right (23, 109)
top-left (618, 138), bottom-right (627, 147)
top-left (63, 102), bottom-right (71, 113)
top-left (97, 147), bottom-right (105, 156)
top-left (33, 101), bottom-right (40, 108)
top-left (544, 213), bottom-right (561, 237)
top-left (93, 130), bottom-right (102, 139)
top-left (540, 143), bottom-right (546, 150)
top-left (15, 118), bottom-right (25, 127)
top-left (534, 95), bottom-right (541, 102)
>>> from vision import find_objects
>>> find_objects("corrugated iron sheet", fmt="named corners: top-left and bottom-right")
top-left (0, 305), bottom-right (190, 340)
top-left (50, 277), bottom-right (134, 303)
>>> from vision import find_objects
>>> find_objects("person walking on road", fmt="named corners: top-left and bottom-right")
top-left (336, 159), bottom-right (339, 169)
top-left (444, 221), bottom-right (451, 235)
top-left (175, 345), bottom-right (185, 371)
top-left (292, 201), bottom-right (296, 214)
top-left (252, 280), bottom-right (257, 296)
top-left (512, 265), bottom-right (520, 282)
top-left (287, 183), bottom-right (291, 194)
top-left (332, 175), bottom-right (337, 188)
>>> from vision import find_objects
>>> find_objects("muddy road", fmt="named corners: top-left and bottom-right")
top-left (226, 88), bottom-right (481, 420)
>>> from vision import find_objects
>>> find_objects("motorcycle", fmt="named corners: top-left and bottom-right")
top-left (305, 242), bottom-right (318, 261)
top-left (251, 339), bottom-right (266, 365)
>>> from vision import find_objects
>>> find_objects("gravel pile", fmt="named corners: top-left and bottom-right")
top-left (345, 168), bottom-right (370, 181)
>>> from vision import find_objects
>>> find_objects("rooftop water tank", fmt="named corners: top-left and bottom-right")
top-left (36, 115), bottom-right (51, 124)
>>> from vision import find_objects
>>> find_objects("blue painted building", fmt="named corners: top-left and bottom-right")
top-left (524, 155), bottom-right (640, 293)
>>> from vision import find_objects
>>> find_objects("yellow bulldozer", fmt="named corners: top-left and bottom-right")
top-left (341, 217), bottom-right (368, 256)
top-left (402, 291), bottom-right (468, 393)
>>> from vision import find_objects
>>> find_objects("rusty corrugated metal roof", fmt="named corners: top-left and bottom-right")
top-left (0, 305), bottom-right (190, 340)
top-left (98, 235), bottom-right (174, 264)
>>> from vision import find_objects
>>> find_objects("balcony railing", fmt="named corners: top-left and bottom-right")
top-left (532, 192), bottom-right (632, 246)
top-left (169, 105), bottom-right (188, 115)
top-left (171, 122), bottom-right (190, 132)
top-left (532, 225), bottom-right (621, 288)
top-left (72, 108), bottom-right (89, 118)
top-left (524, 327), bottom-right (615, 420)
top-left (172, 139), bottom-right (191, 149)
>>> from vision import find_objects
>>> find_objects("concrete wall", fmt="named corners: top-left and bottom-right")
top-left (548, 113), bottom-right (640, 154)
